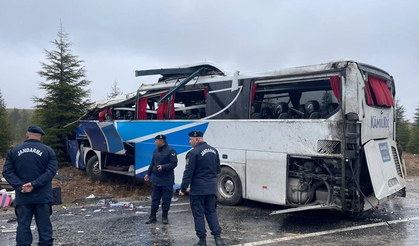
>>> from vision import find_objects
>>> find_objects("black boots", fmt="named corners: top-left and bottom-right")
top-left (162, 211), bottom-right (169, 224)
top-left (145, 210), bottom-right (157, 224)
top-left (193, 238), bottom-right (207, 246)
top-left (214, 235), bottom-right (225, 246)
top-left (193, 236), bottom-right (224, 246)
top-left (145, 210), bottom-right (169, 224)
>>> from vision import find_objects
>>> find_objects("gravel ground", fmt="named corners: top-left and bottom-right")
top-left (1, 177), bottom-right (419, 246)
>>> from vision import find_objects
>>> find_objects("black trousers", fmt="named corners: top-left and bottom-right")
top-left (151, 185), bottom-right (173, 212)
top-left (190, 194), bottom-right (222, 238)
top-left (15, 203), bottom-right (53, 246)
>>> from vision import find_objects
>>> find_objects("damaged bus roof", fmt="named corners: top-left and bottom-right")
top-left (135, 61), bottom-right (227, 82)
top-left (135, 60), bottom-right (390, 92)
top-left (89, 92), bottom-right (137, 110)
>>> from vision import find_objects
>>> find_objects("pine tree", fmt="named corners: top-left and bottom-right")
top-left (395, 98), bottom-right (408, 124)
top-left (0, 90), bottom-right (13, 157)
top-left (395, 98), bottom-right (410, 149)
top-left (8, 108), bottom-right (21, 126)
top-left (16, 110), bottom-right (33, 143)
top-left (7, 108), bottom-right (21, 142)
top-left (107, 79), bottom-right (123, 98)
top-left (33, 23), bottom-right (91, 163)
top-left (407, 127), bottom-right (419, 154)
top-left (407, 102), bottom-right (419, 153)
top-left (414, 103), bottom-right (419, 126)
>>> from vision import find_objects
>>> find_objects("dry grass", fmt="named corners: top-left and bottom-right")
top-left (403, 153), bottom-right (419, 177)
top-left (1, 158), bottom-right (152, 204)
top-left (53, 166), bottom-right (152, 203)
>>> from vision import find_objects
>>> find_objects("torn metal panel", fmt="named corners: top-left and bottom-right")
top-left (270, 204), bottom-right (342, 215)
top-left (364, 139), bottom-right (406, 200)
top-left (135, 61), bottom-right (226, 82)
top-left (89, 92), bottom-right (137, 110)
top-left (80, 121), bottom-right (126, 155)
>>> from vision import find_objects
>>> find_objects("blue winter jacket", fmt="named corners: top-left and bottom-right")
top-left (2, 139), bottom-right (58, 205)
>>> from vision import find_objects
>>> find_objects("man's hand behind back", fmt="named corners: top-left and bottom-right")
top-left (21, 182), bottom-right (34, 193)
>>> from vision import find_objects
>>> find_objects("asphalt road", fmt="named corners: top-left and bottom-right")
top-left (1, 177), bottom-right (419, 246)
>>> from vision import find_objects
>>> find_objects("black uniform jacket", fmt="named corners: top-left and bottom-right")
top-left (147, 144), bottom-right (178, 186)
top-left (2, 139), bottom-right (58, 205)
top-left (181, 141), bottom-right (221, 196)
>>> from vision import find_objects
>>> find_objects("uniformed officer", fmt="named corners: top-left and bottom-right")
top-left (144, 134), bottom-right (178, 224)
top-left (179, 131), bottom-right (225, 246)
top-left (2, 126), bottom-right (58, 246)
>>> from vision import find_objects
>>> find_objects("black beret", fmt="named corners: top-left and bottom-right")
top-left (28, 125), bottom-right (45, 135)
top-left (188, 131), bottom-right (203, 137)
top-left (155, 134), bottom-right (166, 140)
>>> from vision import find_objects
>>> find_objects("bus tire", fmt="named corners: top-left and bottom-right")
top-left (86, 156), bottom-right (109, 182)
top-left (217, 167), bottom-right (243, 206)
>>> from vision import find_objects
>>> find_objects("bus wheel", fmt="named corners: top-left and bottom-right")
top-left (86, 156), bottom-right (109, 181)
top-left (217, 167), bottom-right (242, 205)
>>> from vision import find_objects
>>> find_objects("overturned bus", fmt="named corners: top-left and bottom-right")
top-left (68, 60), bottom-right (406, 214)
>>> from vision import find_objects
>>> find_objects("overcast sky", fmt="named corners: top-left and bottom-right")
top-left (1, 0), bottom-right (418, 120)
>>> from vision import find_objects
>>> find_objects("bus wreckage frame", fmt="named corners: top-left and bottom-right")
top-left (67, 60), bottom-right (406, 215)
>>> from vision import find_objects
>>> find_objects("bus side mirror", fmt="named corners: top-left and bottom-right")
top-left (346, 112), bottom-right (359, 121)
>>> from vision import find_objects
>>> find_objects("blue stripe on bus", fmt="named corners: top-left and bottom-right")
top-left (116, 121), bottom-right (195, 142)
top-left (134, 123), bottom-right (209, 173)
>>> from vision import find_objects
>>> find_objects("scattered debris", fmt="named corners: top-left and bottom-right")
top-left (86, 194), bottom-right (95, 199)
top-left (1, 226), bottom-right (35, 233)
top-left (1, 229), bottom-right (16, 233)
top-left (0, 191), bottom-right (13, 208)
top-left (110, 202), bottom-right (131, 208)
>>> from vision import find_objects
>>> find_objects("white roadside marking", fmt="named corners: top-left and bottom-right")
top-left (232, 216), bottom-right (419, 246)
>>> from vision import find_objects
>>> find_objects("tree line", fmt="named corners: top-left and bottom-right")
top-left (396, 99), bottom-right (419, 154)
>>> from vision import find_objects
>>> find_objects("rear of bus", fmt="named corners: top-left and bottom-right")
top-left (346, 62), bottom-right (406, 211)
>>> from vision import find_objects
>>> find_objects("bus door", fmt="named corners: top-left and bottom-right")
top-left (79, 121), bottom-right (126, 155)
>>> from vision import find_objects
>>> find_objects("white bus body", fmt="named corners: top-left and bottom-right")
top-left (73, 60), bottom-right (405, 214)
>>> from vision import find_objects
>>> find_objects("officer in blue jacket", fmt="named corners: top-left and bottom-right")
top-left (179, 131), bottom-right (225, 246)
top-left (2, 126), bottom-right (58, 246)
top-left (144, 134), bottom-right (178, 224)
